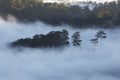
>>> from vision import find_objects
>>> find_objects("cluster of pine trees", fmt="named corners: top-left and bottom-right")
top-left (11, 30), bottom-right (106, 48)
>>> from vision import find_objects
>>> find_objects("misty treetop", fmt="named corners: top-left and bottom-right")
top-left (91, 31), bottom-right (106, 46)
top-left (11, 29), bottom-right (106, 48)
top-left (1, 0), bottom-right (120, 28)
top-left (72, 32), bottom-right (82, 47)
top-left (11, 29), bottom-right (70, 48)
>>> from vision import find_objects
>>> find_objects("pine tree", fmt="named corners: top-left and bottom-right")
top-left (72, 32), bottom-right (82, 47)
top-left (90, 38), bottom-right (98, 46)
top-left (91, 30), bottom-right (106, 46)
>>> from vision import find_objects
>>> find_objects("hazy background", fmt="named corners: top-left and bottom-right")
top-left (0, 18), bottom-right (120, 80)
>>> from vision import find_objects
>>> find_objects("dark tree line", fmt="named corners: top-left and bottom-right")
top-left (10, 30), bottom-right (106, 48)
top-left (0, 0), bottom-right (120, 28)
top-left (11, 29), bottom-right (69, 48)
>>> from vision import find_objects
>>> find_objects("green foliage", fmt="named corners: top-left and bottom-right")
top-left (10, 0), bottom-right (43, 10)
top-left (0, 1), bottom-right (120, 28)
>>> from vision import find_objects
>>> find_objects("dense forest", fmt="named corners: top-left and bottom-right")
top-left (0, 0), bottom-right (120, 28)
top-left (11, 29), bottom-right (70, 48)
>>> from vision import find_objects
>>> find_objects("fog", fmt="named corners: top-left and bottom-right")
top-left (0, 19), bottom-right (120, 80)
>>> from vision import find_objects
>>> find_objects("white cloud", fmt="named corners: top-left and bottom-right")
top-left (0, 19), bottom-right (120, 80)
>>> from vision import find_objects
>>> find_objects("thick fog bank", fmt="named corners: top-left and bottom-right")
top-left (0, 19), bottom-right (120, 80)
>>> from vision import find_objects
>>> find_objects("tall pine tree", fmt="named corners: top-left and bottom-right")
top-left (72, 32), bottom-right (82, 47)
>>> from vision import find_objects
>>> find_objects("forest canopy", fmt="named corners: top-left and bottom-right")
top-left (0, 0), bottom-right (120, 28)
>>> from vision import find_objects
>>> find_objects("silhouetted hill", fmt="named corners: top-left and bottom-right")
top-left (1, 0), bottom-right (120, 28)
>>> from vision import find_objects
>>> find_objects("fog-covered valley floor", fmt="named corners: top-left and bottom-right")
top-left (0, 19), bottom-right (120, 80)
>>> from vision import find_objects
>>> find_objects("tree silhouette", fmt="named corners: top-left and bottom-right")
top-left (95, 31), bottom-right (106, 39)
top-left (72, 32), bottom-right (82, 47)
top-left (95, 30), bottom-right (106, 46)
top-left (91, 30), bottom-right (106, 46)
top-left (90, 38), bottom-right (98, 46)
top-left (11, 29), bottom-right (69, 48)
top-left (61, 29), bottom-right (69, 45)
